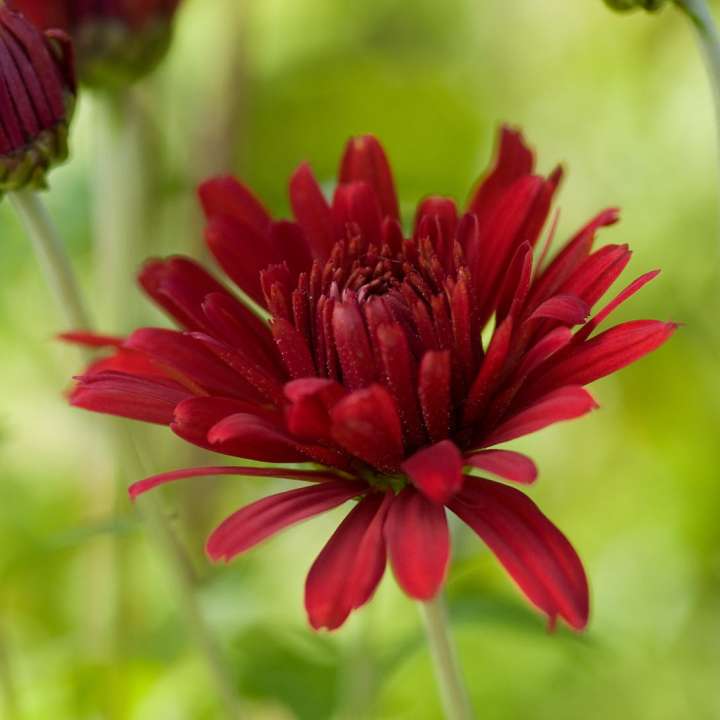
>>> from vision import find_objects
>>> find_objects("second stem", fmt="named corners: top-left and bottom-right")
top-left (419, 595), bottom-right (474, 720)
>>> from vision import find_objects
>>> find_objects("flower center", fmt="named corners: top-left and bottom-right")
top-left (358, 466), bottom-right (408, 493)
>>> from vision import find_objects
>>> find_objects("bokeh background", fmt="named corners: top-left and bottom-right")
top-left (1, 1), bottom-right (718, 718)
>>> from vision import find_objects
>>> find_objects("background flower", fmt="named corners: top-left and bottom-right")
top-left (9, 0), bottom-right (181, 87)
top-left (0, 6), bottom-right (75, 192)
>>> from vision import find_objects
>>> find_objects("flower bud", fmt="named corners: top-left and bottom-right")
top-left (0, 6), bottom-right (76, 192)
top-left (9, 1), bottom-right (181, 88)
top-left (603, 0), bottom-right (667, 11)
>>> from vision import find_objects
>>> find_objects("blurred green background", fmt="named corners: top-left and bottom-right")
top-left (1, 0), bottom-right (718, 718)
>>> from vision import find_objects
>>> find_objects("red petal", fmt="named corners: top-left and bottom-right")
top-left (402, 440), bottom-right (463, 505)
top-left (85, 348), bottom-right (169, 379)
top-left (339, 135), bottom-right (400, 220)
top-left (125, 328), bottom-right (261, 400)
top-left (201, 291), bottom-right (281, 372)
top-left (559, 244), bottom-right (631, 309)
top-left (529, 294), bottom-right (589, 326)
top-left (305, 492), bottom-right (391, 630)
top-left (332, 181), bottom-right (383, 249)
top-left (418, 350), bottom-right (451, 443)
top-left (414, 196), bottom-right (458, 243)
top-left (208, 413), bottom-right (308, 462)
top-left (374, 323), bottom-right (425, 448)
top-left (450, 273), bottom-right (475, 385)
top-left (285, 377), bottom-right (346, 404)
top-left (330, 385), bottom-right (404, 471)
top-left (464, 316), bottom-right (513, 425)
top-left (470, 175), bottom-right (546, 326)
top-left (289, 162), bottom-right (335, 261)
top-left (198, 175), bottom-right (271, 235)
top-left (332, 297), bottom-right (376, 390)
top-left (382, 216), bottom-right (404, 255)
top-left (271, 317), bottom-right (316, 379)
top-left (464, 450), bottom-right (538, 485)
top-left (284, 378), bottom-right (346, 441)
top-left (530, 320), bottom-right (677, 394)
top-left (414, 197), bottom-right (458, 268)
top-left (574, 270), bottom-right (660, 343)
top-left (129, 465), bottom-right (341, 499)
top-left (207, 479), bottom-right (366, 563)
top-left (205, 215), bottom-right (275, 305)
top-left (515, 327), bottom-right (572, 379)
top-left (171, 396), bottom-right (280, 450)
top-left (189, 333), bottom-right (286, 406)
top-left (176, 394), bottom-right (347, 468)
top-left (70, 372), bottom-right (192, 424)
top-left (138, 256), bottom-right (234, 332)
top-left (1, 12), bottom-right (67, 131)
top-left (385, 488), bottom-right (449, 600)
top-left (0, 18), bottom-right (46, 135)
top-left (450, 479), bottom-right (589, 630)
top-left (482, 386), bottom-right (598, 447)
top-left (59, 331), bottom-right (123, 348)
top-left (495, 242), bottom-right (533, 323)
top-left (526, 209), bottom-right (619, 313)
top-left (269, 220), bottom-right (313, 278)
top-left (467, 126), bottom-right (534, 220)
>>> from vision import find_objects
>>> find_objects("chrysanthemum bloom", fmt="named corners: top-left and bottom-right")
top-left (9, 0), bottom-right (180, 87)
top-left (68, 129), bottom-right (675, 631)
top-left (0, 5), bottom-right (75, 192)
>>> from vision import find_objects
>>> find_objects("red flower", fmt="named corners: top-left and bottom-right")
top-left (67, 129), bottom-right (675, 631)
top-left (9, 0), bottom-right (181, 87)
top-left (0, 6), bottom-right (75, 191)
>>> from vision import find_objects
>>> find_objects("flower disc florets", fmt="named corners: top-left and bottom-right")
top-left (67, 129), bottom-right (675, 631)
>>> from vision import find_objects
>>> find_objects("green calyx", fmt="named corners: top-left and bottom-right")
top-left (75, 18), bottom-right (174, 89)
top-left (0, 114), bottom-right (71, 194)
top-left (360, 468), bottom-right (408, 494)
top-left (603, 0), bottom-right (667, 11)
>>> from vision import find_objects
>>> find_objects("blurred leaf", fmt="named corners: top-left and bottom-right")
top-left (231, 624), bottom-right (341, 720)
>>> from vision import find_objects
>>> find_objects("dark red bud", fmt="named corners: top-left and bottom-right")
top-left (9, 0), bottom-right (182, 88)
top-left (0, 6), bottom-right (76, 192)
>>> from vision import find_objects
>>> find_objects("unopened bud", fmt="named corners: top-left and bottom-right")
top-left (603, 0), bottom-right (667, 12)
top-left (0, 7), bottom-right (76, 192)
top-left (9, 0), bottom-right (181, 88)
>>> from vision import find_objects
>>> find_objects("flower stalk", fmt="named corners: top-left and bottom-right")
top-left (419, 596), bottom-right (474, 720)
top-left (675, 0), bottom-right (720, 210)
top-left (136, 490), bottom-right (243, 718)
top-left (92, 88), bottom-right (152, 331)
top-left (10, 185), bottom-right (241, 716)
top-left (9, 189), bottom-right (91, 330)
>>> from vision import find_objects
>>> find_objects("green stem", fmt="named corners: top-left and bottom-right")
top-left (418, 595), bottom-right (474, 720)
top-left (9, 189), bottom-right (91, 330)
top-left (10, 155), bottom-right (240, 717)
top-left (122, 435), bottom-right (242, 718)
top-left (92, 89), bottom-right (151, 332)
top-left (137, 492), bottom-right (242, 717)
top-left (675, 0), bottom-right (720, 219)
